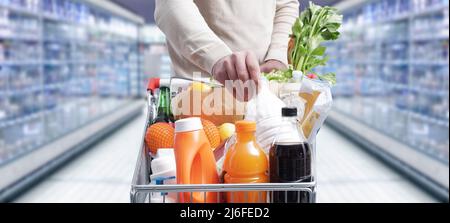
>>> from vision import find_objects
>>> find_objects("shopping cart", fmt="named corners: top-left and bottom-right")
top-left (130, 80), bottom-right (317, 203)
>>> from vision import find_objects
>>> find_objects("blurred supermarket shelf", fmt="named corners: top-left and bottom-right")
top-left (0, 33), bottom-right (40, 41)
top-left (14, 107), bottom-right (147, 203)
top-left (336, 1), bottom-right (449, 27)
top-left (412, 33), bottom-right (450, 41)
top-left (317, 0), bottom-right (449, 202)
top-left (326, 60), bottom-right (449, 67)
top-left (0, 61), bottom-right (42, 66)
top-left (0, 99), bottom-right (144, 202)
top-left (0, 3), bottom-right (40, 17)
top-left (327, 109), bottom-right (449, 202)
top-left (14, 111), bottom-right (437, 203)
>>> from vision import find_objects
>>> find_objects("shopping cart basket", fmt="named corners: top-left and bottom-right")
top-left (130, 80), bottom-right (317, 203)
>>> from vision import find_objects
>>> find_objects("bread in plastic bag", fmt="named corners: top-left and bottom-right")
top-left (298, 77), bottom-right (333, 143)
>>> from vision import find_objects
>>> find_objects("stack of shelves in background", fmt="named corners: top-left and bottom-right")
top-left (0, 0), bottom-right (144, 191)
top-left (320, 0), bottom-right (449, 197)
top-left (137, 25), bottom-right (171, 97)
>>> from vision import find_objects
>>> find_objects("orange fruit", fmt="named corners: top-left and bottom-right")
top-left (145, 122), bottom-right (175, 155)
top-left (201, 119), bottom-right (221, 150)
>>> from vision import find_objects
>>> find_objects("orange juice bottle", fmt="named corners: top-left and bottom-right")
top-left (174, 117), bottom-right (219, 203)
top-left (223, 121), bottom-right (268, 203)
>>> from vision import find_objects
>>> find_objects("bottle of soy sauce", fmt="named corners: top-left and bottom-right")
top-left (270, 107), bottom-right (312, 203)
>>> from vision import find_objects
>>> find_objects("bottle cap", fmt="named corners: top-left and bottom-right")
top-left (282, 107), bottom-right (298, 117)
top-left (235, 121), bottom-right (257, 132)
top-left (175, 117), bottom-right (203, 133)
top-left (160, 78), bottom-right (171, 88)
top-left (147, 78), bottom-right (160, 92)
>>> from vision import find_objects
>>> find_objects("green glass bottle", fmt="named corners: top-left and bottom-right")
top-left (153, 86), bottom-right (174, 124)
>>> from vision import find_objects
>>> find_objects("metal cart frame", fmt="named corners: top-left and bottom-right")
top-left (130, 84), bottom-right (317, 203)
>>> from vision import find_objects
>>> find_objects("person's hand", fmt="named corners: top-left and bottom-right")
top-left (212, 51), bottom-right (261, 102)
top-left (212, 51), bottom-right (261, 85)
top-left (260, 59), bottom-right (287, 73)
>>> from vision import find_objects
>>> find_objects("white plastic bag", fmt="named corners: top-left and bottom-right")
top-left (245, 78), bottom-right (287, 153)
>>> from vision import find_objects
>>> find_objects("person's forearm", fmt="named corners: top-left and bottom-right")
top-left (265, 0), bottom-right (299, 66)
top-left (154, 0), bottom-right (232, 74)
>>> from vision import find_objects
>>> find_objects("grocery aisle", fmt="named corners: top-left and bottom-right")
top-left (15, 108), bottom-right (147, 203)
top-left (316, 125), bottom-right (436, 203)
top-left (15, 111), bottom-right (437, 203)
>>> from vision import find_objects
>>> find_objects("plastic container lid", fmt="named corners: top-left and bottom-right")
top-left (175, 117), bottom-right (203, 133)
top-left (235, 121), bottom-right (257, 132)
top-left (282, 107), bottom-right (298, 117)
top-left (160, 78), bottom-right (171, 88)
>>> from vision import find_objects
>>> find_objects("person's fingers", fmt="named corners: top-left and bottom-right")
top-left (212, 61), bottom-right (227, 85)
top-left (246, 51), bottom-right (260, 84)
top-left (214, 71), bottom-right (227, 85)
top-left (232, 53), bottom-right (249, 82)
top-left (224, 58), bottom-right (237, 82)
top-left (260, 63), bottom-right (273, 73)
top-left (260, 60), bottom-right (287, 73)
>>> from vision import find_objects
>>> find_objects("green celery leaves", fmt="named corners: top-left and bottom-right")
top-left (289, 2), bottom-right (343, 85)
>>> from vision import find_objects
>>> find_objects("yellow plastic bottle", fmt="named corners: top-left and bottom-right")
top-left (223, 121), bottom-right (268, 203)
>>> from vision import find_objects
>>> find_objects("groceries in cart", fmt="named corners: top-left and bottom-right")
top-left (270, 107), bottom-right (312, 203)
top-left (149, 149), bottom-right (177, 203)
top-left (141, 2), bottom-right (342, 203)
top-left (173, 117), bottom-right (219, 203)
top-left (143, 77), bottom-right (330, 203)
top-left (223, 121), bottom-right (268, 203)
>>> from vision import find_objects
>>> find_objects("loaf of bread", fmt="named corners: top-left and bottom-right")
top-left (171, 87), bottom-right (246, 126)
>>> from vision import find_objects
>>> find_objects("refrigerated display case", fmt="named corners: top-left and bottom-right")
top-left (137, 25), bottom-right (171, 97)
top-left (0, 0), bottom-right (144, 201)
top-left (321, 0), bottom-right (449, 201)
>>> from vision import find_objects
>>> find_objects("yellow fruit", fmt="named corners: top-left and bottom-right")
top-left (201, 119), bottom-right (221, 150)
top-left (191, 82), bottom-right (213, 93)
top-left (145, 123), bottom-right (175, 155)
top-left (219, 123), bottom-right (236, 142)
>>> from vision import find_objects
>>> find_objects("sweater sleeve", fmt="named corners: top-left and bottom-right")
top-left (265, 0), bottom-right (299, 66)
top-left (154, 0), bottom-right (232, 74)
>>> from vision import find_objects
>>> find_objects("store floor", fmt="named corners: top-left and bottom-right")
top-left (15, 109), bottom-right (437, 203)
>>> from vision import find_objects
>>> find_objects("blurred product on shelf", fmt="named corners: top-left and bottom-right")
top-left (139, 25), bottom-right (171, 97)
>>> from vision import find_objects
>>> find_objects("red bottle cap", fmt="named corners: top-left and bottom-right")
top-left (147, 78), bottom-right (160, 92)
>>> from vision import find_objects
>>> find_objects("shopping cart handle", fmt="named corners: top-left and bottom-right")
top-left (147, 78), bottom-right (160, 93)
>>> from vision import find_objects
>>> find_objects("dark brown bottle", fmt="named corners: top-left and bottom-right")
top-left (270, 142), bottom-right (312, 203)
top-left (269, 107), bottom-right (313, 203)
